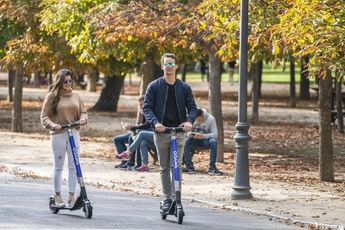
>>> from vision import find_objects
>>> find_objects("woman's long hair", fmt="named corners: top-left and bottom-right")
top-left (49, 69), bottom-right (73, 116)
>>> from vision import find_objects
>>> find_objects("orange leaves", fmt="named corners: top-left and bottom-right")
top-left (89, 0), bottom-right (201, 63)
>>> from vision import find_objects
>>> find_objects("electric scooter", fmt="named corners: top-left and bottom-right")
top-left (49, 122), bottom-right (93, 219)
top-left (159, 127), bottom-right (185, 224)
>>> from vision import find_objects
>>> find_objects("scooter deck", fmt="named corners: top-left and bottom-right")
top-left (160, 200), bottom-right (177, 215)
top-left (51, 196), bottom-right (83, 211)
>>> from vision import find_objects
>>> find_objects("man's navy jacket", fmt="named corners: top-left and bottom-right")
top-left (143, 77), bottom-right (197, 127)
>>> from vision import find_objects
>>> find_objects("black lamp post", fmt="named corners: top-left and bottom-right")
top-left (231, 0), bottom-right (253, 200)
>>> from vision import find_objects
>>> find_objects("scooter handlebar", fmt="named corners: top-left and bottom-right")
top-left (156, 127), bottom-right (185, 133)
top-left (61, 122), bottom-right (80, 129)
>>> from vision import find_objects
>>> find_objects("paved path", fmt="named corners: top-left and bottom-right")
top-left (0, 176), bottom-right (300, 230)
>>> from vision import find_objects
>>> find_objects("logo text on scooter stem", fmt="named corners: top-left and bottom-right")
top-left (173, 150), bottom-right (178, 169)
top-left (72, 147), bottom-right (80, 165)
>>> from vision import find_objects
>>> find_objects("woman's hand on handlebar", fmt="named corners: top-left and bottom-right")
top-left (79, 119), bottom-right (87, 126)
top-left (155, 123), bottom-right (166, 132)
top-left (51, 124), bottom-right (62, 131)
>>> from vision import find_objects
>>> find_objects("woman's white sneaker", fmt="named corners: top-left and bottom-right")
top-left (54, 195), bottom-right (65, 208)
top-left (67, 195), bottom-right (76, 208)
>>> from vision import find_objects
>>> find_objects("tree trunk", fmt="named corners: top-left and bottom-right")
top-left (251, 62), bottom-right (259, 124)
top-left (300, 56), bottom-right (310, 100)
top-left (318, 70), bottom-right (334, 182)
top-left (47, 71), bottom-right (53, 91)
top-left (181, 64), bottom-right (187, 82)
top-left (12, 63), bottom-right (24, 132)
top-left (208, 50), bottom-right (224, 163)
top-left (34, 71), bottom-right (40, 88)
top-left (289, 58), bottom-right (296, 107)
top-left (139, 50), bottom-right (162, 97)
top-left (136, 49), bottom-right (162, 123)
top-left (87, 67), bottom-right (97, 92)
top-left (7, 70), bottom-right (15, 102)
top-left (128, 73), bottom-right (132, 86)
top-left (335, 74), bottom-right (344, 133)
top-left (258, 60), bottom-right (263, 98)
top-left (92, 75), bottom-right (124, 111)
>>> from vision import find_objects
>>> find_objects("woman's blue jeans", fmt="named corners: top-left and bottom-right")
top-left (128, 131), bottom-right (155, 165)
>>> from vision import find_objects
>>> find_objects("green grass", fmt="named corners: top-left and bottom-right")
top-left (177, 62), bottom-right (302, 84)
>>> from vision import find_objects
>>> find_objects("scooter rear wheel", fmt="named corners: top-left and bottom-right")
top-left (83, 203), bottom-right (93, 218)
top-left (161, 213), bottom-right (167, 220)
top-left (49, 198), bottom-right (59, 214)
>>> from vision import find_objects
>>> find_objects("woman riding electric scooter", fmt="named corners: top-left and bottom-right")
top-left (41, 69), bottom-right (88, 210)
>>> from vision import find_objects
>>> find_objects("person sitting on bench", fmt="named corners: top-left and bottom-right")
top-left (183, 108), bottom-right (223, 175)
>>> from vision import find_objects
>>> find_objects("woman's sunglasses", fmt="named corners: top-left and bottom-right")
top-left (63, 80), bottom-right (73, 85)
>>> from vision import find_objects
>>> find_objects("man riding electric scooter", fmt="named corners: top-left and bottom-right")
top-left (143, 53), bottom-right (197, 224)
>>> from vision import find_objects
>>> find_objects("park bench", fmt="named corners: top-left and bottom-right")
top-left (311, 87), bottom-right (345, 105)
top-left (311, 87), bottom-right (345, 126)
top-left (148, 147), bottom-right (158, 165)
top-left (79, 82), bottom-right (87, 90)
top-left (331, 111), bottom-right (345, 126)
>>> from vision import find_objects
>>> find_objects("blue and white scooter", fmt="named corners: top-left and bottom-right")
top-left (159, 127), bottom-right (185, 224)
top-left (49, 122), bottom-right (93, 218)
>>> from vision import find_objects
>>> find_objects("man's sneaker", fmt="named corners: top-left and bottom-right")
top-left (127, 164), bottom-right (141, 171)
top-left (54, 195), bottom-right (65, 208)
top-left (136, 165), bottom-right (149, 172)
top-left (116, 151), bottom-right (130, 160)
top-left (160, 199), bottom-right (172, 213)
top-left (182, 165), bottom-right (195, 173)
top-left (114, 160), bottom-right (127, 168)
top-left (120, 162), bottom-right (133, 170)
top-left (67, 195), bottom-right (76, 208)
top-left (208, 167), bottom-right (223, 176)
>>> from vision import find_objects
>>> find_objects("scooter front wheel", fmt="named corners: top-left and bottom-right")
top-left (83, 202), bottom-right (93, 218)
top-left (49, 198), bottom-right (59, 214)
top-left (177, 208), bottom-right (184, 224)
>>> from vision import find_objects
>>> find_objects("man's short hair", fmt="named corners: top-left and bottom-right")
top-left (161, 53), bottom-right (177, 65)
top-left (196, 108), bottom-right (204, 118)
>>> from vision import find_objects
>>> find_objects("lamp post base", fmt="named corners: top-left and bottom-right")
top-left (231, 188), bottom-right (253, 200)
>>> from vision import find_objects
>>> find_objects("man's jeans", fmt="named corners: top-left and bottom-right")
top-left (183, 137), bottom-right (217, 168)
top-left (112, 132), bottom-right (132, 154)
top-left (154, 132), bottom-right (184, 200)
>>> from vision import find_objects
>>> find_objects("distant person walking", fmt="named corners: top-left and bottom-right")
top-left (195, 59), bottom-right (209, 82)
top-left (41, 69), bottom-right (88, 208)
top-left (228, 60), bottom-right (236, 84)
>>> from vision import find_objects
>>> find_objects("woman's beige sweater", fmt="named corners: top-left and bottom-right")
top-left (40, 90), bottom-right (88, 134)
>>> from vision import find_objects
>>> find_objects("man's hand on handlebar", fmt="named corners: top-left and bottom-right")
top-left (155, 123), bottom-right (166, 133)
top-left (180, 121), bottom-right (192, 132)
